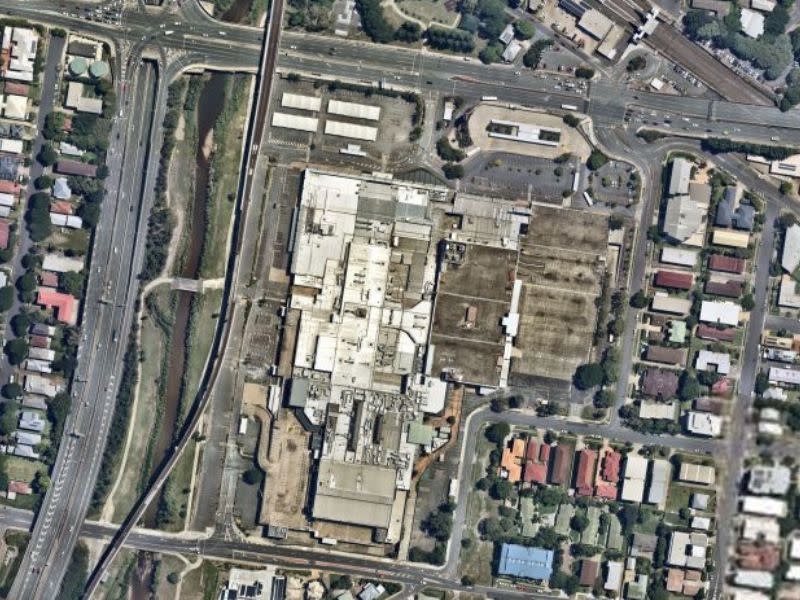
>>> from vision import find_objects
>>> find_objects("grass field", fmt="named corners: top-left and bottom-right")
top-left (109, 286), bottom-right (172, 522)
top-left (169, 89), bottom-right (199, 278)
top-left (5, 456), bottom-right (45, 482)
top-left (161, 288), bottom-right (222, 531)
top-left (200, 74), bottom-right (250, 279)
top-left (155, 554), bottom-right (187, 596)
top-left (396, 0), bottom-right (459, 27)
top-left (666, 483), bottom-right (716, 513)
top-left (0, 531), bottom-right (29, 596)
top-left (179, 561), bottom-right (221, 600)
top-left (92, 550), bottom-right (136, 600)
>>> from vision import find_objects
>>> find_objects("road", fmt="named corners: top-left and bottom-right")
top-left (81, 0), bottom-right (285, 594)
top-left (8, 58), bottom-right (164, 599)
top-left (0, 35), bottom-right (64, 384)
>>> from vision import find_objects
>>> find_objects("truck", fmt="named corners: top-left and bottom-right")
top-left (561, 103), bottom-right (579, 111)
top-left (481, 95), bottom-right (498, 101)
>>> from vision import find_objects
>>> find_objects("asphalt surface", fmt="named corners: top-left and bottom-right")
top-left (0, 0), bottom-right (797, 596)
top-left (8, 60), bottom-right (163, 599)
top-left (82, 0), bottom-right (285, 594)
top-left (0, 35), bottom-right (64, 384)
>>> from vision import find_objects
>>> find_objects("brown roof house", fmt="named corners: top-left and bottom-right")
top-left (641, 369), bottom-right (680, 400)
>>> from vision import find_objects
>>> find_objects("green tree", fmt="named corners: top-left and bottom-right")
top-left (479, 42), bottom-right (503, 64)
top-left (38, 143), bottom-right (58, 167)
top-left (575, 66), bottom-right (595, 79)
top-left (514, 20), bottom-right (535, 40)
top-left (16, 272), bottom-right (36, 294)
top-left (587, 149), bottom-right (609, 170)
top-left (1, 383), bottom-right (21, 400)
top-left (741, 293), bottom-right (755, 311)
top-left (485, 422), bottom-right (511, 444)
top-left (678, 373), bottom-right (700, 401)
top-left (755, 371), bottom-right (770, 395)
top-left (490, 479), bottom-right (513, 500)
top-left (242, 467), bottom-right (264, 485)
top-left (574, 363), bottom-right (604, 390)
top-left (627, 55), bottom-right (647, 71)
top-left (522, 39), bottom-right (552, 68)
top-left (594, 390), bottom-right (615, 408)
top-left (33, 471), bottom-right (50, 494)
top-left (34, 175), bottom-right (54, 190)
top-left (780, 181), bottom-right (794, 195)
top-left (4, 338), bottom-right (28, 365)
top-left (0, 401), bottom-right (17, 436)
top-left (442, 163), bottom-right (464, 179)
top-left (395, 21), bottom-right (422, 42)
top-left (630, 290), bottom-right (650, 308)
top-left (570, 513), bottom-right (589, 532)
top-left (356, 0), bottom-right (396, 42)
top-left (10, 313), bottom-right (30, 337)
top-left (0, 286), bottom-right (13, 311)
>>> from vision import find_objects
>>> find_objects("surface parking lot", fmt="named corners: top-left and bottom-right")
top-left (463, 152), bottom-right (580, 203)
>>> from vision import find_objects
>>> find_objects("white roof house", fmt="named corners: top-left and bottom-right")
top-left (668, 158), bottom-right (692, 195)
top-left (324, 120), bottom-right (378, 141)
top-left (647, 459), bottom-right (671, 505)
top-left (667, 531), bottom-right (708, 569)
top-left (769, 366), bottom-right (800, 386)
top-left (50, 213), bottom-right (83, 229)
top-left (0, 138), bottom-right (23, 154)
top-left (53, 177), bottom-right (71, 200)
top-left (691, 516), bottom-right (712, 530)
top-left (662, 195), bottom-right (705, 243)
top-left (699, 300), bottom-right (740, 326)
top-left (740, 8), bottom-right (765, 37)
top-left (42, 254), bottom-right (84, 273)
top-left (686, 412), bottom-right (723, 437)
top-left (660, 247), bottom-right (698, 267)
top-left (621, 455), bottom-right (648, 503)
top-left (499, 23), bottom-right (515, 44)
top-left (782, 224), bottom-right (800, 272)
top-left (740, 495), bottom-right (788, 517)
top-left (651, 292), bottom-right (692, 315)
top-left (0, 193), bottom-right (14, 207)
top-left (639, 401), bottom-right (676, 420)
top-left (751, 0), bottom-right (776, 11)
top-left (502, 41), bottom-right (522, 63)
top-left (2, 27), bottom-right (38, 82)
top-left (3, 94), bottom-right (27, 120)
top-left (758, 421), bottom-right (784, 436)
top-left (734, 570), bottom-right (773, 590)
top-left (747, 465), bottom-right (792, 495)
top-left (604, 560), bottom-right (624, 592)
top-left (695, 350), bottom-right (731, 375)
top-left (741, 516), bottom-right (780, 543)
top-left (64, 82), bottom-right (103, 115)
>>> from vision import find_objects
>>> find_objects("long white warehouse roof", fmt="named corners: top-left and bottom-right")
top-left (272, 112), bottom-right (319, 132)
top-left (327, 99), bottom-right (381, 121)
top-left (281, 93), bottom-right (322, 112)
top-left (324, 120), bottom-right (378, 141)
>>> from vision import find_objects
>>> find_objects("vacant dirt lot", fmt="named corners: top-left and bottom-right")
top-left (260, 410), bottom-right (311, 530)
top-left (431, 244), bottom-right (517, 386)
top-left (512, 205), bottom-right (608, 382)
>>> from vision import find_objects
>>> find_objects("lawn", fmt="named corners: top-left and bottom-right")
top-left (5, 456), bottom-right (45, 482)
top-left (666, 483), bottom-right (716, 514)
top-left (155, 554), bottom-right (187, 596)
top-left (396, 0), bottom-right (459, 27)
top-left (52, 228), bottom-right (90, 256)
top-left (0, 531), bottom-right (29, 596)
top-left (109, 290), bottom-right (171, 522)
top-left (200, 74), bottom-right (250, 279)
top-left (92, 550), bottom-right (136, 600)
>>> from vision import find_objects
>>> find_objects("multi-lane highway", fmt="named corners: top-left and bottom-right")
top-left (7, 59), bottom-right (165, 599)
top-left (0, 0), bottom-right (797, 596)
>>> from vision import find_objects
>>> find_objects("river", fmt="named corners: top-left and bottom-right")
top-left (142, 73), bottom-right (228, 529)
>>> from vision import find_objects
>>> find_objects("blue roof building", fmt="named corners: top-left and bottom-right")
top-left (498, 544), bottom-right (554, 580)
